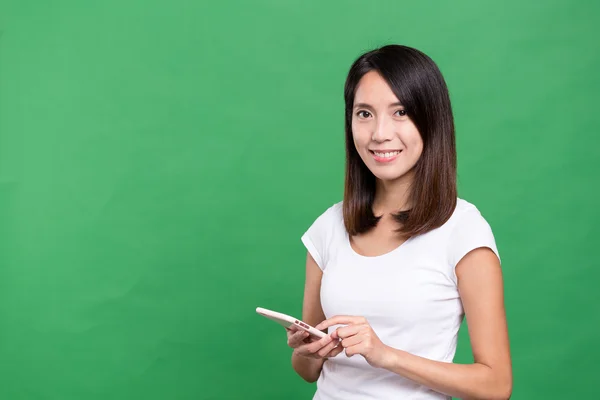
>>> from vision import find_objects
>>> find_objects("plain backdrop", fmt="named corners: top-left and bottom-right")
top-left (0, 1), bottom-right (598, 398)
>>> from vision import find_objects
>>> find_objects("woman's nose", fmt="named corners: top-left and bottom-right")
top-left (371, 117), bottom-right (394, 142)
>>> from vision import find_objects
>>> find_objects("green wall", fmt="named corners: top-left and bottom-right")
top-left (0, 1), bottom-right (598, 398)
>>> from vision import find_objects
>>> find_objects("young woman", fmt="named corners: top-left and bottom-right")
top-left (286, 45), bottom-right (512, 400)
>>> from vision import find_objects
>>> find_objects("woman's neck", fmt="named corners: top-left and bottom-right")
top-left (373, 172), bottom-right (414, 216)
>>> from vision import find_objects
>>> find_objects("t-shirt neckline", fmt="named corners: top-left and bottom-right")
top-left (344, 230), bottom-right (413, 260)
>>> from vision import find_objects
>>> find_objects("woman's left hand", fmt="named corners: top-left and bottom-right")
top-left (315, 316), bottom-right (394, 369)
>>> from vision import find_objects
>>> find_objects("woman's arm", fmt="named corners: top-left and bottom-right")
top-left (291, 252), bottom-right (329, 382)
top-left (383, 247), bottom-right (512, 399)
top-left (318, 247), bottom-right (512, 399)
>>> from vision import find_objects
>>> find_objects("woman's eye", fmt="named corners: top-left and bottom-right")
top-left (356, 110), bottom-right (371, 118)
top-left (395, 109), bottom-right (407, 117)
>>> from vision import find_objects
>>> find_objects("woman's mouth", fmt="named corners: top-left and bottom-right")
top-left (370, 150), bottom-right (402, 163)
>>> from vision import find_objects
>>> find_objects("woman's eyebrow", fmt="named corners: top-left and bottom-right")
top-left (353, 102), bottom-right (404, 109)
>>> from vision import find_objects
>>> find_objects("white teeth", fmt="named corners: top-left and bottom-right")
top-left (374, 151), bottom-right (400, 158)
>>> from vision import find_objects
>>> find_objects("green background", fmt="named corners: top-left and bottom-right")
top-left (0, 0), bottom-right (598, 398)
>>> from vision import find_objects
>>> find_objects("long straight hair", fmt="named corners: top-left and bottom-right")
top-left (343, 44), bottom-right (457, 238)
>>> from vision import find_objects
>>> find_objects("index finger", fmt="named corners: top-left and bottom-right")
top-left (315, 315), bottom-right (365, 330)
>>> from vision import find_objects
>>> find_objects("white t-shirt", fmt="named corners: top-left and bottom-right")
top-left (301, 198), bottom-right (500, 400)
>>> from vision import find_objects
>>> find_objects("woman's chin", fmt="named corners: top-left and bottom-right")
top-left (370, 168), bottom-right (413, 183)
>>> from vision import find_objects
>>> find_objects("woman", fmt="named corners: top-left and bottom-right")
top-left (286, 45), bottom-right (512, 400)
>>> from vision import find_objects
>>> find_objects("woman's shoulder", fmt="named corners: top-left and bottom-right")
top-left (327, 200), bottom-right (344, 217)
top-left (455, 197), bottom-right (479, 213)
top-left (301, 201), bottom-right (345, 270)
top-left (429, 197), bottom-right (493, 238)
top-left (451, 197), bottom-right (488, 221)
top-left (446, 197), bottom-right (496, 236)
top-left (311, 200), bottom-right (344, 223)
top-left (445, 197), bottom-right (500, 267)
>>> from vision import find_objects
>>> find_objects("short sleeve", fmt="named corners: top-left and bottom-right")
top-left (448, 207), bottom-right (501, 283)
top-left (300, 203), bottom-right (339, 271)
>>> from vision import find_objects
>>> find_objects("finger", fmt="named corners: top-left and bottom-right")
top-left (297, 330), bottom-right (310, 340)
top-left (315, 315), bottom-right (366, 331)
top-left (288, 331), bottom-right (309, 347)
top-left (344, 343), bottom-right (364, 358)
top-left (286, 325), bottom-right (301, 333)
top-left (295, 337), bottom-right (330, 358)
top-left (304, 334), bottom-right (334, 353)
top-left (341, 334), bottom-right (363, 349)
top-left (317, 338), bottom-right (341, 358)
top-left (332, 324), bottom-right (364, 340)
top-left (326, 344), bottom-right (344, 358)
top-left (295, 330), bottom-right (309, 341)
top-left (286, 327), bottom-right (302, 338)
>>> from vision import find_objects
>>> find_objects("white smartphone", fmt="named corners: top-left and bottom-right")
top-left (256, 307), bottom-right (327, 339)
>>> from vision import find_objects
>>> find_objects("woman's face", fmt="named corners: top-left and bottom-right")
top-left (351, 71), bottom-right (423, 183)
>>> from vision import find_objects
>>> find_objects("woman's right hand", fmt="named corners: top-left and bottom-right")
top-left (286, 325), bottom-right (343, 359)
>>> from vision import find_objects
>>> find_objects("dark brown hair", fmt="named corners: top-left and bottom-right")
top-left (343, 44), bottom-right (457, 238)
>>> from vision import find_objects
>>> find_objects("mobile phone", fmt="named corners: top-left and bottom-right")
top-left (256, 307), bottom-right (327, 339)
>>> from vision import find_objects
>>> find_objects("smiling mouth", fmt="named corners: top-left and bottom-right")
top-left (369, 150), bottom-right (402, 159)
